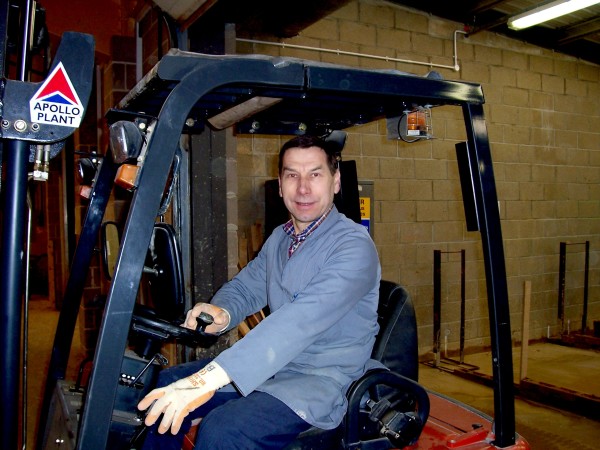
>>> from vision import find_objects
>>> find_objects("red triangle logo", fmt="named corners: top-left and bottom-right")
top-left (35, 63), bottom-right (78, 105)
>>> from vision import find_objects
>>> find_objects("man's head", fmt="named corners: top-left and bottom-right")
top-left (278, 135), bottom-right (341, 233)
top-left (278, 135), bottom-right (340, 175)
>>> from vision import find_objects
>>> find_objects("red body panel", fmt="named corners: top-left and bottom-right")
top-left (408, 392), bottom-right (530, 450)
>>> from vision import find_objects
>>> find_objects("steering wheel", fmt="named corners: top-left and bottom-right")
top-left (125, 222), bottom-right (218, 356)
top-left (131, 304), bottom-right (218, 349)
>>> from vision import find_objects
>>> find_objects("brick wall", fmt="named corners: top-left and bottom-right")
top-left (233, 0), bottom-right (600, 355)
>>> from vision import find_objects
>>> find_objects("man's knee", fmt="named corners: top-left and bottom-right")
top-left (193, 393), bottom-right (309, 450)
top-left (194, 410), bottom-right (237, 450)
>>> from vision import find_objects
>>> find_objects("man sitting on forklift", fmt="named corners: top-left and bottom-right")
top-left (138, 134), bottom-right (382, 450)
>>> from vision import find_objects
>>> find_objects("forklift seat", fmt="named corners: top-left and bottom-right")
top-left (372, 280), bottom-right (419, 381)
top-left (283, 280), bottom-right (428, 450)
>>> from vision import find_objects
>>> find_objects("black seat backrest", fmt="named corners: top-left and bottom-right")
top-left (371, 280), bottom-right (419, 381)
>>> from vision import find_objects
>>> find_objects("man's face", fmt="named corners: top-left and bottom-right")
top-left (278, 146), bottom-right (341, 233)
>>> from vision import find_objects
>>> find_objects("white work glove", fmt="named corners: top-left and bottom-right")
top-left (137, 361), bottom-right (231, 434)
top-left (183, 303), bottom-right (231, 335)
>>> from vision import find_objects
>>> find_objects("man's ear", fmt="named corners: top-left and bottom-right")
top-left (278, 177), bottom-right (283, 197)
top-left (333, 169), bottom-right (341, 194)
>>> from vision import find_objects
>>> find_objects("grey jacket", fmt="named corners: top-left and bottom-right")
top-left (213, 206), bottom-right (382, 429)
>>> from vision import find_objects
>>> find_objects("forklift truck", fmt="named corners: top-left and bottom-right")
top-left (1, 30), bottom-right (529, 449)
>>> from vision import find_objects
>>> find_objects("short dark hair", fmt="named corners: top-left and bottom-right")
top-left (278, 135), bottom-right (340, 175)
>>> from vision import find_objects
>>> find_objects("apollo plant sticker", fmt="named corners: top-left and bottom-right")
top-left (29, 62), bottom-right (84, 128)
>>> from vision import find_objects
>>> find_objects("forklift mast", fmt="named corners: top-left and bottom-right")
top-left (0, 1), bottom-right (95, 448)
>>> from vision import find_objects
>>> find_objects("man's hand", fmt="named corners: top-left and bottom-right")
top-left (183, 303), bottom-right (230, 334)
top-left (137, 362), bottom-right (230, 434)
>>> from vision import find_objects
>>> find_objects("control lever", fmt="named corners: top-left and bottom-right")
top-left (121, 353), bottom-right (168, 388)
top-left (196, 312), bottom-right (214, 331)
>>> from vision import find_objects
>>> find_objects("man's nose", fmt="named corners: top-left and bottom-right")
top-left (297, 176), bottom-right (310, 193)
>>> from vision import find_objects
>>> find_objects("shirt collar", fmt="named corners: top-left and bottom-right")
top-left (283, 204), bottom-right (334, 257)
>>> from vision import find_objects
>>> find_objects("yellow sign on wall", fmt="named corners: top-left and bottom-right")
top-left (360, 197), bottom-right (370, 233)
top-left (360, 197), bottom-right (370, 219)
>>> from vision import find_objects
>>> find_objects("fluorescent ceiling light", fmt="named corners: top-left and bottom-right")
top-left (508, 0), bottom-right (600, 30)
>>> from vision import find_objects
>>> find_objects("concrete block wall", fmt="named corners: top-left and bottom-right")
top-left (233, 0), bottom-right (600, 355)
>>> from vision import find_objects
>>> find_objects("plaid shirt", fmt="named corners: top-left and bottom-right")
top-left (283, 204), bottom-right (334, 258)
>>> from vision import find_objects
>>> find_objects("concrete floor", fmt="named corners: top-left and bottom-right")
top-left (24, 296), bottom-right (600, 450)
top-left (419, 355), bottom-right (600, 450)
top-left (24, 296), bottom-right (87, 450)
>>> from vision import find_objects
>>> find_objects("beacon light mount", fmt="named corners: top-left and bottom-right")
top-left (386, 105), bottom-right (434, 143)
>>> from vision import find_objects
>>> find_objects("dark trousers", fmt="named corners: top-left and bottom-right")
top-left (140, 359), bottom-right (312, 450)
